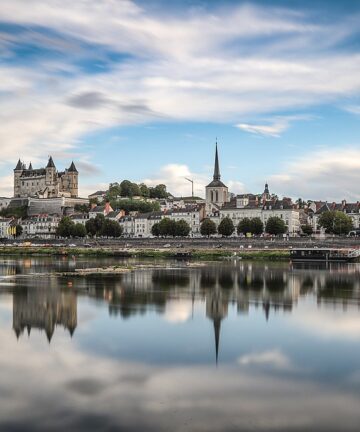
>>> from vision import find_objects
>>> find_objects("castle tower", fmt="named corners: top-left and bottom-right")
top-left (13, 159), bottom-right (23, 198)
top-left (45, 156), bottom-right (57, 197)
top-left (67, 161), bottom-right (79, 198)
top-left (205, 141), bottom-right (229, 213)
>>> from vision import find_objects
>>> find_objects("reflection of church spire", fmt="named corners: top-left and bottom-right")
top-left (214, 317), bottom-right (221, 365)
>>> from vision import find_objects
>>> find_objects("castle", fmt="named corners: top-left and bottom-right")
top-left (14, 156), bottom-right (78, 198)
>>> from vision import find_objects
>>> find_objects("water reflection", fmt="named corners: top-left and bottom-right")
top-left (13, 285), bottom-right (77, 341)
top-left (1, 259), bottom-right (360, 431)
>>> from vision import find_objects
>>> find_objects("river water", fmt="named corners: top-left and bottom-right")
top-left (0, 257), bottom-right (360, 431)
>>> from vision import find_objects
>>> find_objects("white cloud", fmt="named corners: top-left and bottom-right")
top-left (0, 0), bottom-right (359, 175)
top-left (270, 147), bottom-right (360, 201)
top-left (238, 349), bottom-right (293, 370)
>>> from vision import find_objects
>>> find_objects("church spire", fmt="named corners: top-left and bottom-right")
top-left (213, 140), bottom-right (220, 181)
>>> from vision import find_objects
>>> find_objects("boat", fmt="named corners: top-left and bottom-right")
top-left (290, 248), bottom-right (360, 263)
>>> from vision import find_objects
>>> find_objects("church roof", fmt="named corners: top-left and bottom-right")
top-left (46, 156), bottom-right (55, 168)
top-left (206, 179), bottom-right (227, 188)
top-left (68, 161), bottom-right (78, 173)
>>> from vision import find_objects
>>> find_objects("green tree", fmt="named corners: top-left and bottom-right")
top-left (265, 216), bottom-right (287, 235)
top-left (250, 217), bottom-right (264, 235)
top-left (56, 216), bottom-right (74, 238)
top-left (151, 223), bottom-right (160, 237)
top-left (301, 224), bottom-right (313, 235)
top-left (120, 180), bottom-right (134, 197)
top-left (175, 220), bottom-right (191, 237)
top-left (218, 217), bottom-right (235, 237)
top-left (109, 199), bottom-right (160, 214)
top-left (237, 217), bottom-right (252, 235)
top-left (94, 214), bottom-right (105, 233)
top-left (139, 183), bottom-right (150, 198)
top-left (71, 223), bottom-right (87, 238)
top-left (150, 184), bottom-right (168, 199)
top-left (100, 220), bottom-right (123, 237)
top-left (200, 218), bottom-right (217, 237)
top-left (158, 218), bottom-right (177, 237)
top-left (85, 218), bottom-right (97, 237)
top-left (108, 182), bottom-right (122, 200)
top-left (318, 211), bottom-right (353, 235)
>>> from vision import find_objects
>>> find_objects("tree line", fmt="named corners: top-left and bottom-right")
top-left (56, 215), bottom-right (123, 238)
top-left (107, 181), bottom-right (169, 200)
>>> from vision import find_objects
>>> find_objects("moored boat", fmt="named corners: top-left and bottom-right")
top-left (290, 248), bottom-right (360, 263)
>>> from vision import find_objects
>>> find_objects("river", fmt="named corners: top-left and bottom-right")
top-left (0, 257), bottom-right (360, 431)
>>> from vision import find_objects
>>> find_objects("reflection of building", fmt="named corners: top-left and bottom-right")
top-left (206, 288), bottom-right (228, 364)
top-left (13, 287), bottom-right (77, 342)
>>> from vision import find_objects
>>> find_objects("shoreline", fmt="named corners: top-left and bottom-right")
top-left (0, 246), bottom-right (293, 260)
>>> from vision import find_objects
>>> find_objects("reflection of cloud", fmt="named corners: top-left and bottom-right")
top-left (0, 322), bottom-right (359, 430)
top-left (163, 300), bottom-right (192, 324)
top-left (238, 349), bottom-right (292, 370)
top-left (292, 307), bottom-right (360, 341)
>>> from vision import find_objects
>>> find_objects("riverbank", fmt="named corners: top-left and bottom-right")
top-left (0, 246), bottom-right (290, 260)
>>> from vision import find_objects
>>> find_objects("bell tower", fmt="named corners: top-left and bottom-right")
top-left (205, 141), bottom-right (229, 213)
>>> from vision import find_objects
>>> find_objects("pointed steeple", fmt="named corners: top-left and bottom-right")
top-left (46, 156), bottom-right (55, 168)
top-left (15, 159), bottom-right (22, 170)
top-left (68, 161), bottom-right (78, 173)
top-left (214, 317), bottom-right (221, 365)
top-left (213, 140), bottom-right (220, 181)
top-left (28, 162), bottom-right (33, 170)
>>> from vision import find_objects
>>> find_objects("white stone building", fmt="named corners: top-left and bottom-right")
top-left (0, 198), bottom-right (11, 212)
top-left (220, 194), bottom-right (300, 235)
top-left (20, 215), bottom-right (60, 239)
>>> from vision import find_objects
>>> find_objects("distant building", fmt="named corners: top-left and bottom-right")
top-left (14, 157), bottom-right (78, 199)
top-left (0, 218), bottom-right (14, 239)
top-left (20, 215), bottom-right (60, 239)
top-left (0, 197), bottom-right (11, 211)
top-left (308, 200), bottom-right (360, 233)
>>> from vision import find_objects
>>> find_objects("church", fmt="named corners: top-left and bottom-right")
top-left (14, 156), bottom-right (79, 199)
top-left (205, 142), bottom-right (229, 213)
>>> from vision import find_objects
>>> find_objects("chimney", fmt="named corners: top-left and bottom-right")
top-left (332, 202), bottom-right (336, 210)
top-left (342, 199), bottom-right (346, 209)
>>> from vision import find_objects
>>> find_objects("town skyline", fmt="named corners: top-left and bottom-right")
top-left (1, 0), bottom-right (360, 201)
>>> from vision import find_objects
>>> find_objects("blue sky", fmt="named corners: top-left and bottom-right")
top-left (1, 0), bottom-right (360, 200)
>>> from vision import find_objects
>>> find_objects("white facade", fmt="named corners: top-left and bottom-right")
top-left (20, 215), bottom-right (60, 239)
top-left (0, 198), bottom-right (11, 212)
top-left (0, 218), bottom-right (13, 239)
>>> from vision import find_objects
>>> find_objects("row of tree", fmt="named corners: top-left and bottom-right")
top-left (200, 216), bottom-right (288, 237)
top-left (151, 218), bottom-right (191, 237)
top-left (107, 181), bottom-right (168, 200)
top-left (56, 215), bottom-right (123, 238)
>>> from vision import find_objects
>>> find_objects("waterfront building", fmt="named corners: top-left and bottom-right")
top-left (308, 200), bottom-right (360, 233)
top-left (20, 215), bottom-right (60, 239)
top-left (220, 192), bottom-right (300, 235)
top-left (14, 157), bottom-right (79, 199)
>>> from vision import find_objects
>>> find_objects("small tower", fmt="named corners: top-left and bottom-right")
top-left (45, 156), bottom-right (56, 190)
top-left (14, 159), bottom-right (23, 198)
top-left (205, 141), bottom-right (229, 213)
top-left (67, 161), bottom-right (79, 198)
top-left (262, 182), bottom-right (270, 202)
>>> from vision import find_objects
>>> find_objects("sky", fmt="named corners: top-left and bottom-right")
top-left (1, 0), bottom-right (360, 201)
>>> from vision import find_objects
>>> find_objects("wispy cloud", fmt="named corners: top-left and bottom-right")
top-left (270, 147), bottom-right (360, 201)
top-left (236, 115), bottom-right (314, 137)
